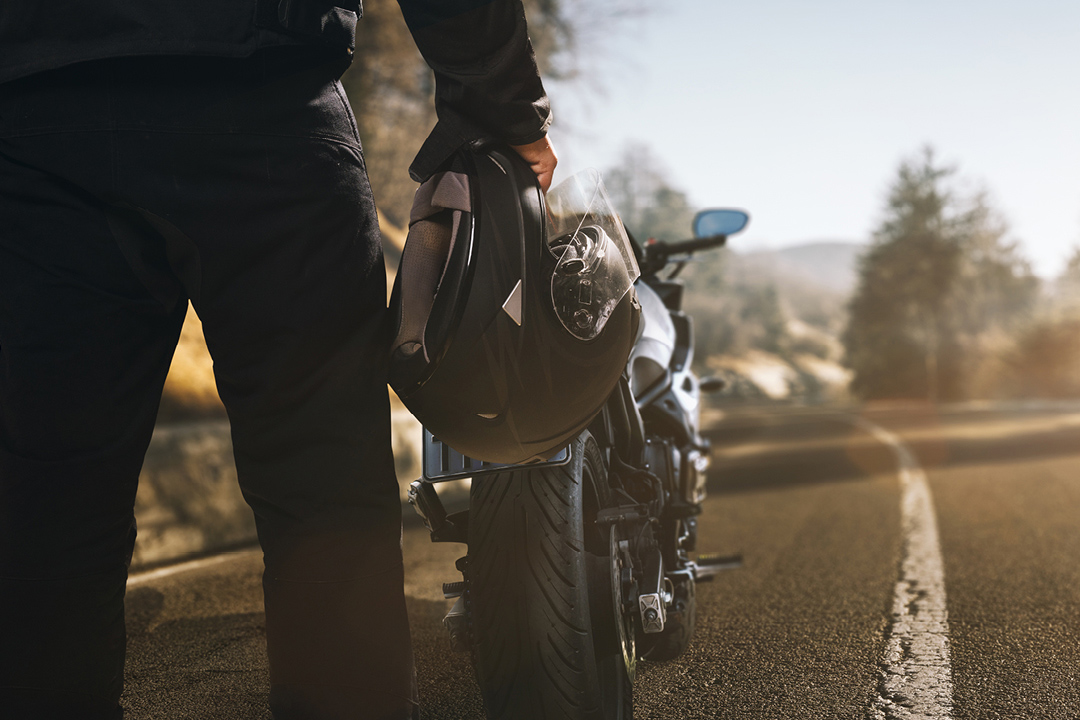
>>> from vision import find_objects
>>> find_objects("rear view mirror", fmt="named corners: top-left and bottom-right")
top-left (693, 209), bottom-right (750, 239)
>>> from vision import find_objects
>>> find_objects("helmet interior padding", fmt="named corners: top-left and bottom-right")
top-left (391, 171), bottom-right (471, 365)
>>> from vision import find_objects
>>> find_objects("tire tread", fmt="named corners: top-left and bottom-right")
top-left (469, 435), bottom-right (620, 720)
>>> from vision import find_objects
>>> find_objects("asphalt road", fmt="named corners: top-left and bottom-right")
top-left (121, 403), bottom-right (1080, 719)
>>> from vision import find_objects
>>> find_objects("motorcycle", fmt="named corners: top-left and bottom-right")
top-left (408, 198), bottom-right (750, 719)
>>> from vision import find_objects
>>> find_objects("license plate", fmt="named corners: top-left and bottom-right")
top-left (421, 429), bottom-right (572, 482)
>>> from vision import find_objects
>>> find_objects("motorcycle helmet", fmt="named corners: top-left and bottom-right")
top-left (388, 142), bottom-right (641, 464)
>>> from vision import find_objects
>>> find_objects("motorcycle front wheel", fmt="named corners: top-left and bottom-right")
top-left (468, 431), bottom-right (633, 719)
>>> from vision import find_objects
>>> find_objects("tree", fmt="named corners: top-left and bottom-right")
top-left (844, 148), bottom-right (961, 401)
top-left (951, 192), bottom-right (1038, 335)
top-left (603, 141), bottom-right (695, 243)
top-left (843, 147), bottom-right (1036, 401)
top-left (1055, 244), bottom-right (1080, 312)
top-left (1064, 245), bottom-right (1080, 283)
top-left (342, 2), bottom-right (435, 232)
top-left (340, 1), bottom-right (610, 234)
top-left (601, 141), bottom-right (824, 369)
top-left (1002, 319), bottom-right (1080, 398)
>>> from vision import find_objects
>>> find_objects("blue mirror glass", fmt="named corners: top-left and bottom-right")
top-left (693, 209), bottom-right (750, 239)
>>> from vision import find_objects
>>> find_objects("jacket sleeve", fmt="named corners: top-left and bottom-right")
top-left (398, 0), bottom-right (552, 180)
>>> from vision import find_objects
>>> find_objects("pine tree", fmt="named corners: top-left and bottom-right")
top-left (1056, 245), bottom-right (1080, 312)
top-left (843, 147), bottom-right (1036, 401)
top-left (844, 148), bottom-right (960, 400)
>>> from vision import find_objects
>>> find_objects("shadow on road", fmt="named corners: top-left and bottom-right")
top-left (702, 412), bottom-right (896, 495)
top-left (704, 406), bottom-right (1080, 496)
top-left (409, 597), bottom-right (485, 720)
top-left (123, 599), bottom-right (271, 718)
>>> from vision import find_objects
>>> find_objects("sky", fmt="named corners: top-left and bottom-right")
top-left (544, 0), bottom-right (1080, 277)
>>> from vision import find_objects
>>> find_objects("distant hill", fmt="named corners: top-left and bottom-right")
top-left (699, 240), bottom-right (866, 337)
top-left (680, 240), bottom-right (866, 402)
top-left (731, 241), bottom-right (865, 297)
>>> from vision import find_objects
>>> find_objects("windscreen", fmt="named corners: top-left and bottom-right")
top-left (545, 169), bottom-right (640, 341)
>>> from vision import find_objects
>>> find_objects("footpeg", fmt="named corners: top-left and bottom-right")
top-left (639, 593), bottom-right (665, 634)
top-left (408, 480), bottom-right (443, 532)
top-left (699, 376), bottom-right (727, 393)
top-left (443, 595), bottom-right (470, 653)
top-left (691, 553), bottom-right (743, 582)
top-left (638, 546), bottom-right (666, 634)
top-left (408, 479), bottom-right (467, 543)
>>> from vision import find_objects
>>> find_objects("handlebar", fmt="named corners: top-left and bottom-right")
top-left (648, 234), bottom-right (728, 256)
top-left (640, 234), bottom-right (728, 276)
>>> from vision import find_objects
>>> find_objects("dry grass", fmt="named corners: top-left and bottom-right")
top-left (158, 304), bottom-right (226, 422)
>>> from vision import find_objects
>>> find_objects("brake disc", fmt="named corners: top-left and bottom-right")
top-left (609, 525), bottom-right (637, 681)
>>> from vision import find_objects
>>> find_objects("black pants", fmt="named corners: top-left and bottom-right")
top-left (0, 50), bottom-right (416, 719)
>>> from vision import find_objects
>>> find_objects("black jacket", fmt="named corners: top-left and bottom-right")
top-left (397, 0), bottom-right (551, 180)
top-left (0, 0), bottom-right (550, 168)
top-left (0, 0), bottom-right (360, 84)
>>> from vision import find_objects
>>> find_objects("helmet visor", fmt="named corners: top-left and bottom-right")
top-left (546, 169), bottom-right (640, 341)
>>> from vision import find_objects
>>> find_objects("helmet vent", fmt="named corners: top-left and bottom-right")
top-left (502, 279), bottom-right (523, 326)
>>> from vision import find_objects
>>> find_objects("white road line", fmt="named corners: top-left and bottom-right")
top-left (127, 551), bottom-right (254, 588)
top-left (852, 416), bottom-right (955, 720)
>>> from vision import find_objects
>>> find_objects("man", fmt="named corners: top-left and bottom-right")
top-left (0, 1), bottom-right (556, 718)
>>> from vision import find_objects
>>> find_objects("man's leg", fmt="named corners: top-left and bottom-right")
top-left (106, 54), bottom-right (418, 719)
top-left (0, 139), bottom-right (188, 718)
top-left (0, 51), bottom-right (418, 718)
top-left (198, 159), bottom-right (416, 719)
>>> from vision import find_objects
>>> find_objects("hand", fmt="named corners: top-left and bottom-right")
top-left (510, 136), bottom-right (558, 193)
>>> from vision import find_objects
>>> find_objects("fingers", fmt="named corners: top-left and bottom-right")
top-left (510, 136), bottom-right (558, 193)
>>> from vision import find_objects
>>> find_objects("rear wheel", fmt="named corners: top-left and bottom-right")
top-left (468, 431), bottom-right (633, 719)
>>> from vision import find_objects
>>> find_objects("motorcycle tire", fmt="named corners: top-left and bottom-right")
top-left (468, 431), bottom-right (633, 720)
